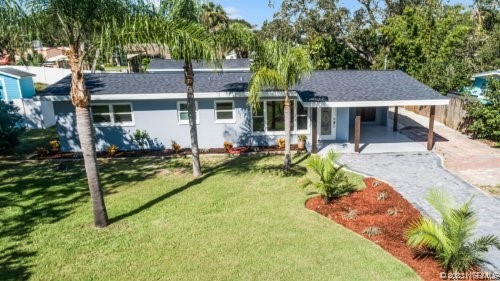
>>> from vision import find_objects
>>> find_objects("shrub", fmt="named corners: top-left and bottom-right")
top-left (36, 147), bottom-right (49, 157)
top-left (406, 189), bottom-right (500, 273)
top-left (464, 78), bottom-right (500, 142)
top-left (0, 100), bottom-right (25, 152)
top-left (342, 208), bottom-right (358, 220)
top-left (363, 226), bottom-right (382, 237)
top-left (276, 138), bottom-right (285, 149)
top-left (387, 207), bottom-right (401, 216)
top-left (223, 141), bottom-right (233, 152)
top-left (171, 141), bottom-right (182, 154)
top-left (107, 145), bottom-right (119, 157)
top-left (377, 190), bottom-right (389, 201)
top-left (49, 139), bottom-right (60, 151)
top-left (301, 150), bottom-right (356, 203)
top-left (132, 129), bottom-right (150, 151)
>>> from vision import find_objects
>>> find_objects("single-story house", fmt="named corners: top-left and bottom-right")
top-left (36, 69), bottom-right (449, 153)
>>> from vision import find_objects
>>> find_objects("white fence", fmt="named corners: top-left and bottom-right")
top-left (12, 99), bottom-right (56, 129)
top-left (0, 66), bottom-right (70, 85)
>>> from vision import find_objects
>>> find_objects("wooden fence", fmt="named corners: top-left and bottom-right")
top-left (404, 96), bottom-right (470, 132)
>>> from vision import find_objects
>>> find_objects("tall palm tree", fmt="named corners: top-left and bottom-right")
top-left (201, 2), bottom-right (229, 34)
top-left (8, 0), bottom-right (215, 227)
top-left (167, 0), bottom-right (219, 177)
top-left (249, 40), bottom-right (313, 169)
top-left (406, 189), bottom-right (500, 273)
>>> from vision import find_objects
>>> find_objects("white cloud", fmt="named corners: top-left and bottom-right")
top-left (225, 6), bottom-right (242, 19)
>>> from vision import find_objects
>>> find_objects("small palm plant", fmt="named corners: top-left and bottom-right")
top-left (301, 151), bottom-right (355, 203)
top-left (406, 189), bottom-right (500, 273)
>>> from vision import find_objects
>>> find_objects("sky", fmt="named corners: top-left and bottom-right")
top-left (213, 0), bottom-right (473, 27)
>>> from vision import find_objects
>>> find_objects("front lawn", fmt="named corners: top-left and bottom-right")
top-left (0, 155), bottom-right (419, 280)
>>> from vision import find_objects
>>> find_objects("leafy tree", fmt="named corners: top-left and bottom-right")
top-left (220, 22), bottom-right (258, 59)
top-left (301, 151), bottom-right (355, 203)
top-left (464, 78), bottom-right (500, 142)
top-left (308, 35), bottom-right (366, 70)
top-left (0, 100), bottom-right (25, 152)
top-left (406, 189), bottom-right (500, 273)
top-left (201, 1), bottom-right (229, 33)
top-left (249, 40), bottom-right (312, 169)
top-left (7, 0), bottom-right (214, 227)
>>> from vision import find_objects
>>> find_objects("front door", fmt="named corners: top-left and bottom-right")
top-left (318, 107), bottom-right (336, 140)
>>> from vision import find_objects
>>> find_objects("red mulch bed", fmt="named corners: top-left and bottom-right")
top-left (306, 178), bottom-right (445, 281)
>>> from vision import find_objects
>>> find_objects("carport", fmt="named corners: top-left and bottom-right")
top-left (296, 70), bottom-right (450, 153)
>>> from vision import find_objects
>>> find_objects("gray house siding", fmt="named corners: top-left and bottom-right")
top-left (54, 97), bottom-right (309, 152)
top-left (348, 107), bottom-right (389, 128)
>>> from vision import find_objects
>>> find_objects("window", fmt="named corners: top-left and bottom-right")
top-left (214, 101), bottom-right (234, 123)
top-left (252, 102), bottom-right (264, 132)
top-left (91, 104), bottom-right (133, 126)
top-left (251, 100), bottom-right (309, 133)
top-left (177, 101), bottom-right (199, 124)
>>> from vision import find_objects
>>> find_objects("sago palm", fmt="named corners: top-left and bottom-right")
top-left (301, 151), bottom-right (355, 203)
top-left (249, 40), bottom-right (313, 170)
top-left (406, 189), bottom-right (500, 273)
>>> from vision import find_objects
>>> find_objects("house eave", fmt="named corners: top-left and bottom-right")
top-left (300, 99), bottom-right (450, 108)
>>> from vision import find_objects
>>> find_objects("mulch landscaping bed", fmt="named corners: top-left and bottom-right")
top-left (306, 177), bottom-right (446, 281)
top-left (29, 145), bottom-right (301, 160)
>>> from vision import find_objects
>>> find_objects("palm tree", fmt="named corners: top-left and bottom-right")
top-left (406, 189), bottom-right (500, 273)
top-left (167, 0), bottom-right (219, 177)
top-left (301, 151), bottom-right (355, 203)
top-left (8, 0), bottom-right (215, 227)
top-left (249, 40), bottom-right (313, 169)
top-left (201, 2), bottom-right (229, 34)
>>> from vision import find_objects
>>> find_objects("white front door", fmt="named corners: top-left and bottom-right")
top-left (318, 107), bottom-right (336, 140)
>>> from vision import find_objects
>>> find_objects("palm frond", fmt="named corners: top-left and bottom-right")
top-left (248, 67), bottom-right (282, 111)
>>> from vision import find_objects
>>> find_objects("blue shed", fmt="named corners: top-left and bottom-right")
top-left (0, 67), bottom-right (36, 102)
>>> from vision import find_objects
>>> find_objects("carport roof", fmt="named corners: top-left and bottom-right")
top-left (296, 70), bottom-right (449, 107)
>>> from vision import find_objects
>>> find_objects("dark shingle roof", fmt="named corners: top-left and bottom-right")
top-left (148, 58), bottom-right (250, 72)
top-left (38, 72), bottom-right (252, 96)
top-left (296, 70), bottom-right (447, 102)
top-left (38, 70), bottom-right (446, 103)
top-left (0, 67), bottom-right (36, 79)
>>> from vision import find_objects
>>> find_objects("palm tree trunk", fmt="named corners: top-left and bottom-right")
top-left (70, 49), bottom-right (109, 228)
top-left (184, 60), bottom-right (202, 177)
top-left (284, 91), bottom-right (292, 170)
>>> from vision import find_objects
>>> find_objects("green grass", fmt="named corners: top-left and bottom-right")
top-left (0, 154), bottom-right (419, 281)
top-left (10, 127), bottom-right (58, 155)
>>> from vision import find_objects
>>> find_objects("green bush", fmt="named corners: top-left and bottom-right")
top-left (132, 129), bottom-right (150, 151)
top-left (406, 189), bottom-right (500, 273)
top-left (301, 150), bottom-right (355, 203)
top-left (464, 78), bottom-right (500, 142)
top-left (0, 100), bottom-right (25, 152)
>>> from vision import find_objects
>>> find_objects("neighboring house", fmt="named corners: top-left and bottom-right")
top-left (147, 58), bottom-right (250, 73)
top-left (465, 69), bottom-right (500, 103)
top-left (0, 67), bottom-right (56, 128)
top-left (35, 70), bottom-right (448, 153)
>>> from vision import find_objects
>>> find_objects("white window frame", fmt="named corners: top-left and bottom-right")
top-left (251, 100), bottom-right (310, 135)
top-left (177, 101), bottom-right (199, 125)
top-left (90, 103), bottom-right (135, 127)
top-left (214, 100), bottom-right (235, 124)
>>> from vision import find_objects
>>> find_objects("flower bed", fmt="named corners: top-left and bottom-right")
top-left (306, 178), bottom-right (446, 281)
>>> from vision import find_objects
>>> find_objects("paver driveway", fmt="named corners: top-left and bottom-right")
top-left (339, 152), bottom-right (500, 272)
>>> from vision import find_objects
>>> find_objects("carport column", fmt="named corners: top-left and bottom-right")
top-left (427, 105), bottom-right (436, 150)
top-left (393, 106), bottom-right (399, 131)
top-left (311, 107), bottom-right (318, 153)
top-left (354, 109), bottom-right (361, 153)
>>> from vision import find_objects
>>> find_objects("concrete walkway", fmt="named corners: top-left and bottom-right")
top-left (396, 108), bottom-right (500, 190)
top-left (338, 152), bottom-right (500, 272)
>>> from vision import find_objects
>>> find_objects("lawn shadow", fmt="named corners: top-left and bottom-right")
top-left (111, 153), bottom-right (309, 224)
top-left (0, 158), bottom-right (168, 280)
